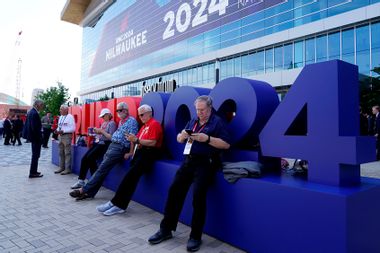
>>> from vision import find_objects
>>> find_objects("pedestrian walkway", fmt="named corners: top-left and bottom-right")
top-left (0, 141), bottom-right (379, 253)
top-left (0, 141), bottom-right (244, 253)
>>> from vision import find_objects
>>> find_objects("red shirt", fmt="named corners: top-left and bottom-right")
top-left (137, 118), bottom-right (163, 148)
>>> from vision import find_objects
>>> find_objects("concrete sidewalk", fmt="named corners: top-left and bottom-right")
top-left (0, 141), bottom-right (244, 253)
top-left (0, 140), bottom-right (379, 253)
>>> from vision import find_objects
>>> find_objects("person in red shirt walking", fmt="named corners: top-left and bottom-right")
top-left (96, 104), bottom-right (163, 216)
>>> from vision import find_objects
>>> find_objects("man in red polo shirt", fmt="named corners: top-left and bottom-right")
top-left (96, 104), bottom-right (163, 216)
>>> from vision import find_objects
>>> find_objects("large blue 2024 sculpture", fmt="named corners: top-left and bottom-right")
top-left (54, 60), bottom-right (380, 253)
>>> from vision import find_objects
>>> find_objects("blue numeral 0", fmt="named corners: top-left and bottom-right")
top-left (259, 60), bottom-right (376, 186)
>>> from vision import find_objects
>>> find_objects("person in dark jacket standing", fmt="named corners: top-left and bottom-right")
top-left (373, 105), bottom-right (380, 160)
top-left (11, 115), bottom-right (23, 146)
top-left (3, 115), bottom-right (12, 145)
top-left (25, 100), bottom-right (44, 178)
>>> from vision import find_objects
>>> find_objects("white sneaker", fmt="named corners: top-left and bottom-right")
top-left (71, 180), bottom-right (85, 189)
top-left (96, 201), bottom-right (114, 213)
top-left (103, 206), bottom-right (126, 216)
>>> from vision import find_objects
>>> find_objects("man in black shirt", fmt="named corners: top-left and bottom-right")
top-left (149, 95), bottom-right (230, 252)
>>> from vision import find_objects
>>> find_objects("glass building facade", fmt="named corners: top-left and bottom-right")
top-left (79, 0), bottom-right (380, 102)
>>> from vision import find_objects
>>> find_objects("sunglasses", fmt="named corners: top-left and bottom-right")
top-left (139, 112), bottom-right (146, 117)
top-left (116, 109), bottom-right (124, 112)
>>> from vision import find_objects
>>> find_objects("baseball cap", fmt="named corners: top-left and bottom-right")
top-left (99, 108), bottom-right (111, 118)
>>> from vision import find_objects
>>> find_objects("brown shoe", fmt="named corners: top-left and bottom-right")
top-left (76, 192), bottom-right (91, 201)
top-left (61, 170), bottom-right (71, 175)
top-left (69, 189), bottom-right (81, 198)
top-left (54, 169), bottom-right (64, 174)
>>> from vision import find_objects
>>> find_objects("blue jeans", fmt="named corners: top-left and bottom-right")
top-left (82, 142), bottom-right (128, 197)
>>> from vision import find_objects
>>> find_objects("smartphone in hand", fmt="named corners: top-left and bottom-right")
top-left (88, 127), bottom-right (95, 136)
top-left (185, 129), bottom-right (193, 135)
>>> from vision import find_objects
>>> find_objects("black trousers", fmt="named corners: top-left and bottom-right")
top-left (12, 131), bottom-right (22, 145)
top-left (78, 142), bottom-right (110, 180)
top-left (30, 141), bottom-right (42, 174)
top-left (160, 155), bottom-right (215, 240)
top-left (111, 148), bottom-right (158, 209)
top-left (42, 128), bottom-right (52, 147)
top-left (4, 130), bottom-right (12, 145)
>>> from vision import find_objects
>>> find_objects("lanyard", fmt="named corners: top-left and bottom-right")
top-left (192, 121), bottom-right (207, 133)
top-left (58, 115), bottom-right (67, 127)
top-left (139, 124), bottom-right (150, 139)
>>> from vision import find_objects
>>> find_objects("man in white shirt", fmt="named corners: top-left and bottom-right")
top-left (54, 104), bottom-right (76, 175)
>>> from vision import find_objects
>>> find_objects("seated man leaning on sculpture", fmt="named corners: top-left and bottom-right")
top-left (69, 102), bottom-right (138, 200)
top-left (96, 104), bottom-right (163, 216)
top-left (149, 95), bottom-right (231, 252)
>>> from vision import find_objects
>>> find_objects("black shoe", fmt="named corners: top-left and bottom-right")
top-left (29, 173), bottom-right (43, 178)
top-left (186, 238), bottom-right (202, 252)
top-left (69, 189), bottom-right (81, 198)
top-left (148, 229), bottom-right (173, 244)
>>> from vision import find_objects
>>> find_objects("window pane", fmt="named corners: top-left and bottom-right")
top-left (203, 65), bottom-right (208, 82)
top-left (220, 60), bottom-right (227, 79)
top-left (227, 59), bottom-right (234, 78)
top-left (283, 44), bottom-right (293, 70)
top-left (316, 35), bottom-right (327, 62)
top-left (242, 54), bottom-right (254, 76)
top-left (187, 69), bottom-right (193, 85)
top-left (209, 63), bottom-right (215, 82)
top-left (274, 46), bottom-right (283, 71)
top-left (265, 48), bottom-right (274, 73)
top-left (178, 71), bottom-right (183, 85)
top-left (220, 21), bottom-right (241, 49)
top-left (294, 0), bottom-right (327, 26)
top-left (234, 57), bottom-right (242, 77)
top-left (294, 40), bottom-right (304, 68)
top-left (371, 22), bottom-right (380, 76)
top-left (305, 37), bottom-right (315, 65)
top-left (328, 32), bottom-right (340, 60)
top-left (356, 25), bottom-right (370, 75)
top-left (342, 29), bottom-right (354, 64)
top-left (197, 66), bottom-right (202, 83)
top-left (193, 68), bottom-right (198, 84)
top-left (256, 50), bottom-right (265, 74)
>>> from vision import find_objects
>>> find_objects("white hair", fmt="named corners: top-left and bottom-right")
top-left (138, 104), bottom-right (152, 112)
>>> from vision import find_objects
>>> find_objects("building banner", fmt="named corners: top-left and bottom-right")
top-left (90, 0), bottom-right (285, 76)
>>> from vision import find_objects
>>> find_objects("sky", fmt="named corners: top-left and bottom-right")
top-left (0, 0), bottom-right (82, 105)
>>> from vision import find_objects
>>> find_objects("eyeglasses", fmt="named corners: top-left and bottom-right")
top-left (139, 112), bottom-right (146, 117)
top-left (116, 109), bottom-right (124, 112)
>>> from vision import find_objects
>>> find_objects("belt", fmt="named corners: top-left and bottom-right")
top-left (61, 133), bottom-right (73, 136)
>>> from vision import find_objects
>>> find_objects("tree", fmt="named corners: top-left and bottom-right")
top-left (36, 82), bottom-right (70, 116)
top-left (360, 67), bottom-right (380, 113)
top-left (98, 94), bottom-right (110, 101)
